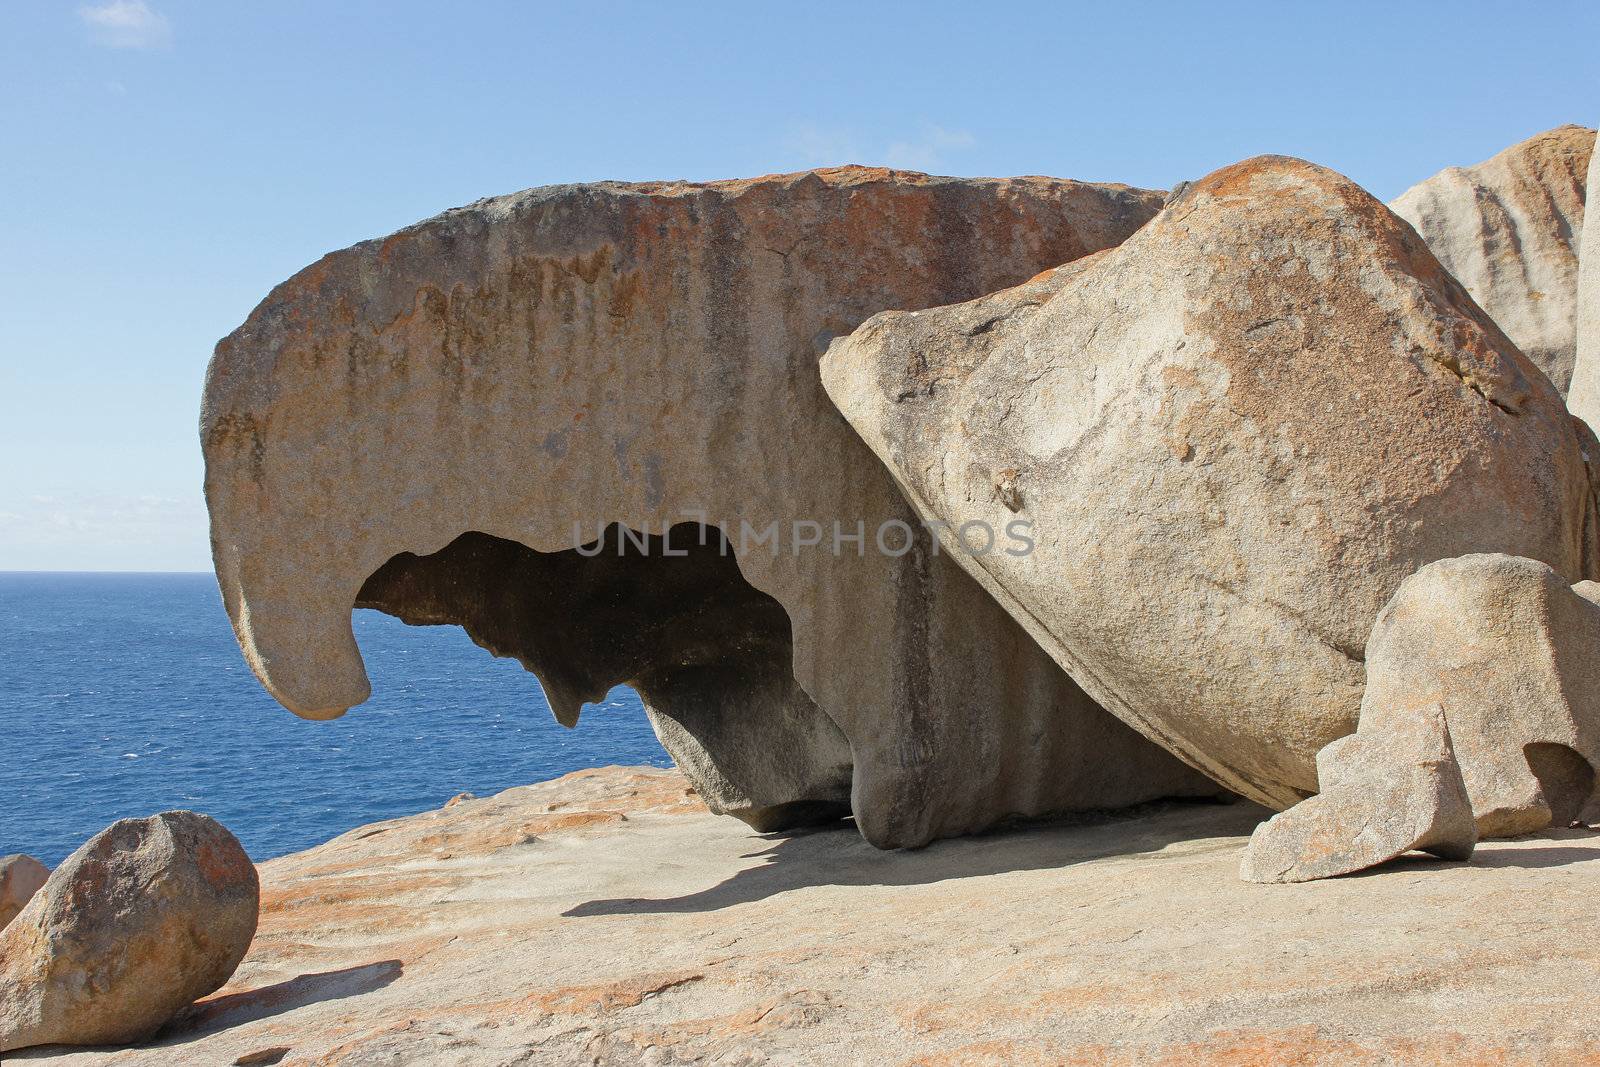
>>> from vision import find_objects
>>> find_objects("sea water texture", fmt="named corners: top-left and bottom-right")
top-left (0, 572), bottom-right (671, 867)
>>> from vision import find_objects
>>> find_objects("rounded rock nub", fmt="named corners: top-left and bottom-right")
top-left (0, 811), bottom-right (260, 1052)
top-left (0, 855), bottom-right (49, 931)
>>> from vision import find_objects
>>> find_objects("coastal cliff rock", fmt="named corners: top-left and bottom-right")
top-left (0, 812), bottom-right (259, 1052)
top-left (1390, 125), bottom-right (1594, 392)
top-left (23, 767), bottom-right (1600, 1065)
top-left (1568, 140), bottom-right (1600, 432)
top-left (202, 166), bottom-right (1215, 850)
top-left (0, 855), bottom-right (47, 931)
top-left (822, 156), bottom-right (1597, 811)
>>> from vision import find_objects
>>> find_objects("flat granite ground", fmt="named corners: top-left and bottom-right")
top-left (19, 766), bottom-right (1600, 1066)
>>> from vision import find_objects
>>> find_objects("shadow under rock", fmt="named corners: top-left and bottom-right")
top-left (1467, 827), bottom-right (1600, 871)
top-left (564, 796), bottom-right (1265, 917)
top-left (5, 960), bottom-right (405, 1059)
top-left (1271, 829), bottom-right (1600, 881)
top-left (157, 959), bottom-right (405, 1042)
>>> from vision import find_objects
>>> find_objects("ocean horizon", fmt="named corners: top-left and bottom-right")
top-left (0, 570), bottom-right (671, 868)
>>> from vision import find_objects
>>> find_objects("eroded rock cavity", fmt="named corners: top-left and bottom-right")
top-left (358, 524), bottom-right (853, 832)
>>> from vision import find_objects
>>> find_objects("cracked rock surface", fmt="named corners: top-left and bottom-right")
top-left (823, 155), bottom-right (1598, 812)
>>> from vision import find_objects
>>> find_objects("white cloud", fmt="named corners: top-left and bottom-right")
top-left (0, 492), bottom-right (210, 571)
top-left (78, 0), bottom-right (171, 50)
top-left (883, 124), bottom-right (977, 172)
top-left (782, 121), bottom-right (977, 174)
top-left (783, 122), bottom-right (863, 167)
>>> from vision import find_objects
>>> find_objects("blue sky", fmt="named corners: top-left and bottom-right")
top-left (3, 1), bottom-right (1596, 571)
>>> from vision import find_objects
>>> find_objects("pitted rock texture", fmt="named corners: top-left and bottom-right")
top-left (203, 166), bottom-right (1215, 850)
top-left (23, 767), bottom-right (1600, 1065)
top-left (823, 155), bottom-right (1598, 811)
top-left (0, 855), bottom-right (48, 931)
top-left (1391, 125), bottom-right (1594, 392)
top-left (1569, 138), bottom-right (1600, 432)
top-left (0, 812), bottom-right (259, 1052)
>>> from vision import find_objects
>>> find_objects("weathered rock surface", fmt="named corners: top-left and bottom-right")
top-left (21, 767), bottom-right (1600, 1065)
top-left (823, 155), bottom-right (1598, 811)
top-left (1360, 553), bottom-right (1600, 836)
top-left (1568, 136), bottom-right (1600, 432)
top-left (0, 812), bottom-right (260, 1052)
top-left (1243, 552), bottom-right (1600, 881)
top-left (203, 166), bottom-right (1215, 850)
top-left (1241, 700), bottom-right (1477, 883)
top-left (1390, 125), bottom-right (1594, 392)
top-left (0, 855), bottom-right (48, 931)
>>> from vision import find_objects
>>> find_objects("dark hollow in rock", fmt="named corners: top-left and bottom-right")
top-left (357, 523), bottom-right (854, 832)
top-left (1523, 742), bottom-right (1598, 826)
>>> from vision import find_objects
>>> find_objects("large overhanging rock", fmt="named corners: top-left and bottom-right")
top-left (1568, 138), bottom-right (1600, 432)
top-left (203, 166), bottom-right (1216, 849)
top-left (1390, 125), bottom-right (1594, 393)
top-left (822, 155), bottom-right (1599, 811)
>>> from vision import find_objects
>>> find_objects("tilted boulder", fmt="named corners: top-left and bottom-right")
top-left (1390, 125), bottom-right (1594, 392)
top-left (0, 812), bottom-right (259, 1051)
top-left (0, 855), bottom-right (48, 931)
top-left (202, 167), bottom-right (1216, 849)
top-left (823, 156), bottom-right (1598, 811)
top-left (1568, 139), bottom-right (1600, 432)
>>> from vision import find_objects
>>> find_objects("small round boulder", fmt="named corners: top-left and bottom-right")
top-left (0, 811), bottom-right (260, 1051)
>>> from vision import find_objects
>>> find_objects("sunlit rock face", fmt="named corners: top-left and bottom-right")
top-left (1568, 142), bottom-right (1600, 433)
top-left (35, 767), bottom-right (1600, 1065)
top-left (202, 166), bottom-right (1216, 849)
top-left (823, 156), bottom-right (1598, 811)
top-left (1242, 552), bottom-right (1600, 883)
top-left (1390, 125), bottom-right (1593, 393)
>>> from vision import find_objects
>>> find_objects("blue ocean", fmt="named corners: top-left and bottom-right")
top-left (0, 572), bottom-right (671, 868)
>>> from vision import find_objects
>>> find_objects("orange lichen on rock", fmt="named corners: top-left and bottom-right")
top-left (31, 766), bottom-right (1599, 1064)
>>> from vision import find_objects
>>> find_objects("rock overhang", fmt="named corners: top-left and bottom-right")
top-left (202, 165), bottom-right (1217, 850)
